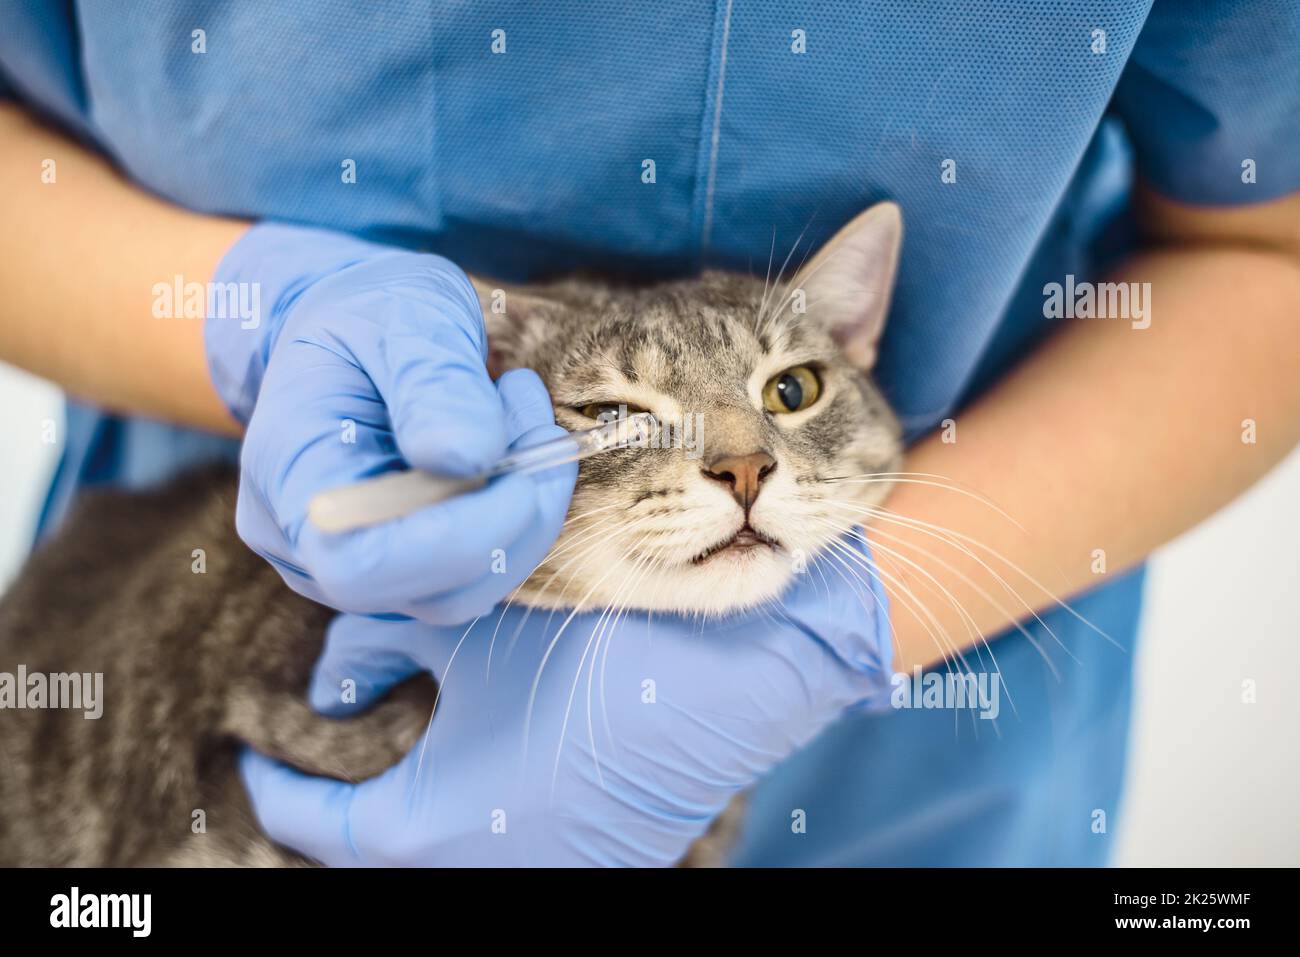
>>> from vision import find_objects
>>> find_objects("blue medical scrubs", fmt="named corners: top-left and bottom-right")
top-left (3, 1), bottom-right (1297, 865)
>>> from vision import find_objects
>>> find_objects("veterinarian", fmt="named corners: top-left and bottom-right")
top-left (1, 2), bottom-right (1297, 865)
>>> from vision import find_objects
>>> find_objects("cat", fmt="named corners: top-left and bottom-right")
top-left (0, 202), bottom-right (904, 867)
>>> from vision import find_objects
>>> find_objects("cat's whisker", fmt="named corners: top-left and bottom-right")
top-left (826, 500), bottom-right (1077, 664)
top-left (410, 614), bottom-right (482, 795)
top-left (554, 531), bottom-right (658, 795)
top-left (819, 519), bottom-right (1019, 719)
top-left (525, 518), bottom-right (665, 767)
top-left (809, 549), bottom-right (835, 600)
top-left (607, 547), bottom-right (666, 697)
top-left (829, 521), bottom-right (989, 666)
top-left (528, 524), bottom-right (615, 578)
top-left (817, 513), bottom-right (984, 641)
top-left (828, 471), bottom-right (1107, 618)
top-left (555, 500), bottom-right (630, 527)
top-left (596, 547), bottom-right (680, 746)
top-left (823, 472), bottom-right (1026, 532)
top-left (586, 543), bottom-right (656, 745)
top-left (532, 498), bottom-right (707, 581)
top-left (759, 243), bottom-right (834, 336)
top-left (813, 543), bottom-right (988, 728)
top-left (832, 498), bottom-right (1116, 652)
top-left (819, 534), bottom-right (962, 669)
top-left (517, 511), bottom-right (637, 602)
top-left (817, 535), bottom-right (1004, 741)
top-left (547, 512), bottom-right (665, 595)
top-left (756, 224), bottom-right (778, 329)
top-left (495, 516), bottom-right (624, 665)
top-left (812, 523), bottom-right (971, 675)
top-left (819, 467), bottom-right (1104, 662)
top-left (755, 219), bottom-right (815, 337)
top-left (803, 523), bottom-right (959, 671)
top-left (488, 512), bottom-right (627, 680)
top-left (754, 597), bottom-right (792, 636)
top-left (591, 546), bottom-right (663, 764)
top-left (843, 516), bottom-right (1058, 685)
top-left (804, 549), bottom-right (998, 740)
top-left (534, 510), bottom-right (631, 567)
top-left (498, 512), bottom-right (662, 680)
top-left (485, 597), bottom-right (522, 687)
top-left (808, 549), bottom-right (891, 634)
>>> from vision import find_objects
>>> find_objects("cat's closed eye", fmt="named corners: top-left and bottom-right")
top-left (761, 365), bottom-right (821, 413)
top-left (578, 401), bottom-right (650, 422)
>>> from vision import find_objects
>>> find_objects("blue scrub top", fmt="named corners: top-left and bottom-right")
top-left (3, 1), bottom-right (1297, 865)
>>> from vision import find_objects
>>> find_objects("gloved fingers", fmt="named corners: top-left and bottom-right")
top-left (497, 369), bottom-right (578, 566)
top-left (381, 316), bottom-right (508, 478)
top-left (497, 368), bottom-right (559, 443)
top-left (495, 369), bottom-right (576, 538)
top-left (238, 748), bottom-right (361, 867)
top-left (408, 421), bottom-right (577, 624)
top-left (234, 476), bottom-right (333, 607)
top-left (244, 336), bottom-right (547, 614)
top-left (296, 471), bottom-right (544, 615)
top-left (406, 522), bottom-right (561, 625)
top-left (308, 614), bottom-right (430, 715)
top-left (242, 342), bottom-right (403, 541)
top-left (297, 394), bottom-right (575, 619)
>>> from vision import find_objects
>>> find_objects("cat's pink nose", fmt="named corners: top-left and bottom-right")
top-left (702, 451), bottom-right (777, 511)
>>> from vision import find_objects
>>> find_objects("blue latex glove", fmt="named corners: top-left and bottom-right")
top-left (240, 534), bottom-right (893, 867)
top-left (207, 222), bottom-right (576, 623)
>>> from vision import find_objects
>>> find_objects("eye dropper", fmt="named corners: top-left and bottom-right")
top-left (307, 412), bottom-right (657, 533)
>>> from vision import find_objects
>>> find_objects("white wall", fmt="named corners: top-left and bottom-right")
top-left (1116, 443), bottom-right (1300, 866)
top-left (1, 361), bottom-right (1297, 865)
top-left (0, 363), bottom-right (62, 585)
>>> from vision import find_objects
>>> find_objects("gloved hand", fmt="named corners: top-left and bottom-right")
top-left (239, 534), bottom-right (893, 867)
top-left (206, 223), bottom-right (575, 623)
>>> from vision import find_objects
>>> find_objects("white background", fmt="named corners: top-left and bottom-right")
top-left (2, 361), bottom-right (1297, 865)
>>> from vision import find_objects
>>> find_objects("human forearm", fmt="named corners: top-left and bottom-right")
top-left (0, 101), bottom-right (245, 433)
top-left (881, 204), bottom-right (1300, 670)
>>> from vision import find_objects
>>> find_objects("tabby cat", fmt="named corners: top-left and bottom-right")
top-left (0, 202), bottom-right (904, 866)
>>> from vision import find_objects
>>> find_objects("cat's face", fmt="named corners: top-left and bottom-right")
top-left (481, 204), bottom-right (905, 615)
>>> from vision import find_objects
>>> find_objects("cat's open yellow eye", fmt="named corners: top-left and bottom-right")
top-left (762, 366), bottom-right (821, 414)
top-left (579, 402), bottom-right (648, 422)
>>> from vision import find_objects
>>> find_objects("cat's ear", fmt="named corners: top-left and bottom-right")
top-left (469, 276), bottom-right (550, 379)
top-left (791, 201), bottom-right (902, 370)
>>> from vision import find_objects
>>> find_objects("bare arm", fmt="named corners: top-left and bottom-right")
top-left (0, 101), bottom-right (244, 433)
top-left (881, 188), bottom-right (1300, 670)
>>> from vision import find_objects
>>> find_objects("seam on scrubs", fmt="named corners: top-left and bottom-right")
top-left (691, 0), bottom-right (734, 259)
